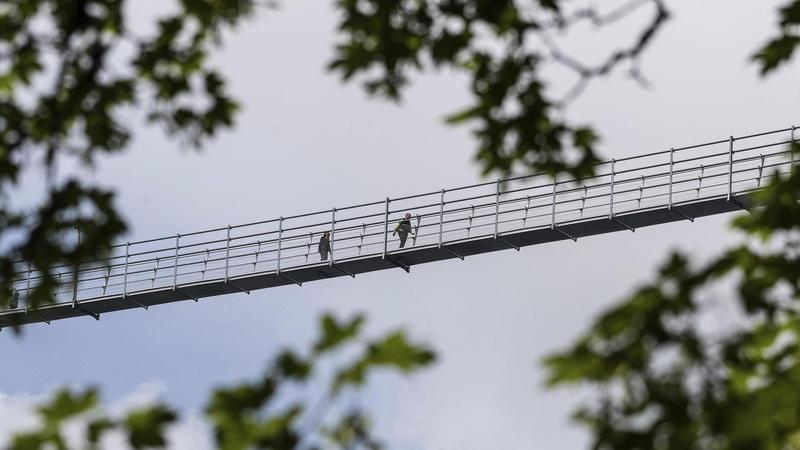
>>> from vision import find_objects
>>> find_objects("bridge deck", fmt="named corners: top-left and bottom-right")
top-left (1, 195), bottom-right (750, 328)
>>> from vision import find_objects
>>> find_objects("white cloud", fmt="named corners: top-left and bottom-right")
top-left (166, 414), bottom-right (214, 450)
top-left (0, 391), bottom-right (42, 444)
top-left (108, 381), bottom-right (168, 415)
top-left (0, 383), bottom-right (213, 450)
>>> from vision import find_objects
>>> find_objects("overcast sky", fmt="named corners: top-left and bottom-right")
top-left (2, 1), bottom-right (800, 449)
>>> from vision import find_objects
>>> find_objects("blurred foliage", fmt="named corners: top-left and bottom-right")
top-left (3, 0), bottom-right (800, 448)
top-left (540, 4), bottom-right (800, 447)
top-left (3, 313), bottom-right (435, 449)
top-left (329, 0), bottom-right (661, 178)
top-left (339, 2), bottom-right (800, 444)
top-left (753, 1), bottom-right (800, 74)
top-left (0, 0), bottom-right (251, 323)
top-left (543, 161), bottom-right (800, 449)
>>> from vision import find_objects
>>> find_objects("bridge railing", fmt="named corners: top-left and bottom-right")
top-left (4, 126), bottom-right (797, 311)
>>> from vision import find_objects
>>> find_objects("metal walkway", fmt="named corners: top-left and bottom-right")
top-left (2, 126), bottom-right (797, 328)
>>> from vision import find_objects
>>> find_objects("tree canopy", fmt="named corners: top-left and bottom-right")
top-left (2, 0), bottom-right (800, 448)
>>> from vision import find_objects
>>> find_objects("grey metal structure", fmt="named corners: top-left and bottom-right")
top-left (2, 126), bottom-right (797, 329)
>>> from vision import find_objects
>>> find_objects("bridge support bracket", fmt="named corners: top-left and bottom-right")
top-left (612, 217), bottom-right (636, 232)
top-left (496, 235), bottom-right (520, 251)
top-left (74, 304), bottom-right (100, 321)
top-left (730, 196), bottom-right (752, 213)
top-left (554, 226), bottom-right (578, 242)
top-left (385, 255), bottom-right (410, 273)
top-left (332, 264), bottom-right (356, 279)
top-left (124, 295), bottom-right (149, 310)
top-left (278, 273), bottom-right (303, 287)
top-left (27, 309), bottom-right (51, 325)
top-left (176, 288), bottom-right (198, 302)
top-left (669, 207), bottom-right (695, 223)
top-left (439, 245), bottom-right (465, 261)
top-left (226, 280), bottom-right (252, 294)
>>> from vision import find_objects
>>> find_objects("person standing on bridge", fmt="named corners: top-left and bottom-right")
top-left (318, 231), bottom-right (331, 261)
top-left (393, 213), bottom-right (414, 248)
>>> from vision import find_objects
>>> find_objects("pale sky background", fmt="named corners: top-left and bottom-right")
top-left (2, 1), bottom-right (799, 449)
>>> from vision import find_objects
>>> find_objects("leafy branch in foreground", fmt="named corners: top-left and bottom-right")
top-left (330, 0), bottom-right (670, 178)
top-left (0, 0), bottom-right (256, 319)
top-left (541, 2), bottom-right (800, 444)
top-left (753, 1), bottom-right (800, 75)
top-left (4, 313), bottom-right (435, 450)
top-left (544, 147), bottom-right (800, 449)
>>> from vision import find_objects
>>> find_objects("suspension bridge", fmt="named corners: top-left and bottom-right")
top-left (2, 126), bottom-right (797, 329)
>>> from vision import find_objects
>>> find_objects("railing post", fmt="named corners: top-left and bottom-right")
top-left (330, 208), bottom-right (336, 266)
top-left (306, 233), bottom-right (312, 263)
top-left (56, 272), bottom-right (62, 298)
top-left (225, 226), bottom-right (231, 282)
top-left (173, 234), bottom-right (180, 290)
top-left (102, 265), bottom-right (111, 295)
top-left (697, 165), bottom-right (705, 197)
top-left (494, 179), bottom-right (500, 238)
top-left (123, 242), bottom-right (129, 298)
top-left (359, 224), bottom-right (366, 254)
top-left (25, 263), bottom-right (31, 300)
top-left (668, 148), bottom-right (674, 209)
top-left (72, 226), bottom-right (81, 307)
top-left (638, 176), bottom-right (645, 207)
top-left (277, 218), bottom-right (283, 274)
top-left (152, 257), bottom-right (160, 286)
top-left (438, 189), bottom-right (445, 248)
top-left (609, 159), bottom-right (616, 219)
top-left (523, 195), bottom-right (531, 226)
top-left (727, 136), bottom-right (734, 201)
top-left (792, 126), bottom-right (796, 167)
top-left (382, 198), bottom-right (389, 258)
top-left (10, 287), bottom-right (18, 310)
top-left (551, 179), bottom-right (557, 229)
top-left (580, 186), bottom-right (588, 216)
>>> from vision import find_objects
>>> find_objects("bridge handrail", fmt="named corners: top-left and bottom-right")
top-left (4, 125), bottom-right (797, 310)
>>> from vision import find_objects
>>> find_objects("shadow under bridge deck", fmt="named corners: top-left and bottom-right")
top-left (2, 126), bottom-right (798, 328)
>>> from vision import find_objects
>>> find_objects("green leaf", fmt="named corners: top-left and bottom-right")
top-left (275, 350), bottom-right (312, 381)
top-left (206, 378), bottom-right (276, 420)
top-left (251, 405), bottom-right (302, 448)
top-left (366, 331), bottom-right (436, 371)
top-left (38, 388), bottom-right (98, 426)
top-left (779, 0), bottom-right (800, 26)
top-left (87, 418), bottom-right (116, 447)
top-left (572, 127), bottom-right (599, 151)
top-left (334, 331), bottom-right (435, 392)
top-left (753, 34), bottom-right (800, 75)
top-left (124, 405), bottom-right (177, 449)
top-left (313, 313), bottom-right (365, 354)
top-left (325, 411), bottom-right (384, 450)
top-left (444, 105), bottom-right (483, 125)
